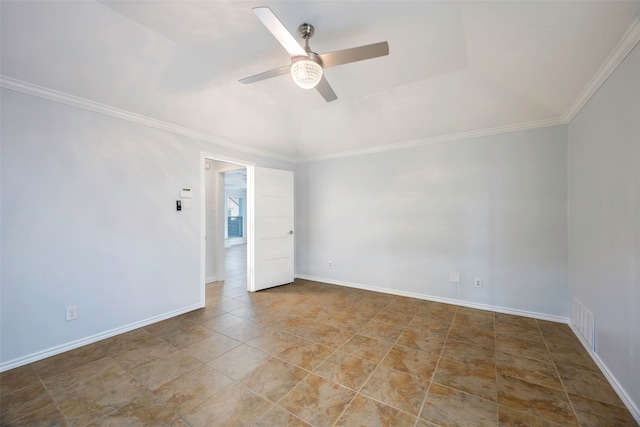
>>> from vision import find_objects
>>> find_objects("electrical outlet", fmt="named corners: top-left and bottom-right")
top-left (66, 305), bottom-right (78, 321)
top-left (328, 261), bottom-right (333, 269)
top-left (474, 278), bottom-right (482, 288)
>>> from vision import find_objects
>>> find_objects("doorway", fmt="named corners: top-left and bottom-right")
top-left (221, 169), bottom-right (247, 286)
top-left (201, 153), bottom-right (254, 302)
top-left (200, 153), bottom-right (295, 300)
top-left (223, 169), bottom-right (247, 248)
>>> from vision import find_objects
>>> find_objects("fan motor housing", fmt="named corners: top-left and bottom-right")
top-left (291, 52), bottom-right (322, 67)
top-left (298, 23), bottom-right (315, 40)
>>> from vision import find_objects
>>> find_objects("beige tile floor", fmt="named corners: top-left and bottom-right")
top-left (1, 245), bottom-right (637, 426)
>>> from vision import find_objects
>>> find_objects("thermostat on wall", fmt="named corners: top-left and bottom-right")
top-left (180, 188), bottom-right (192, 198)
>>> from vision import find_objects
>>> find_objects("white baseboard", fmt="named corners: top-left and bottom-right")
top-left (205, 276), bottom-right (218, 283)
top-left (295, 275), bottom-right (568, 324)
top-left (568, 324), bottom-right (640, 425)
top-left (226, 238), bottom-right (247, 246)
top-left (0, 303), bottom-right (204, 373)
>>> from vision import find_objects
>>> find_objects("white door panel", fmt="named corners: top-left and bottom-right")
top-left (258, 217), bottom-right (291, 237)
top-left (260, 236), bottom-right (290, 255)
top-left (253, 167), bottom-right (294, 291)
top-left (257, 196), bottom-right (291, 218)
top-left (260, 174), bottom-right (290, 195)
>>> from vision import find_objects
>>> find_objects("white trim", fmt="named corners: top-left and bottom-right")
top-left (0, 75), bottom-right (297, 164)
top-left (0, 75), bottom-right (565, 163)
top-left (200, 152), bottom-right (255, 294)
top-left (300, 17), bottom-right (640, 163)
top-left (0, 303), bottom-right (203, 373)
top-left (564, 16), bottom-right (640, 122)
top-left (226, 237), bottom-right (248, 246)
top-left (295, 275), bottom-right (568, 324)
top-left (205, 276), bottom-right (218, 283)
top-left (2, 14), bottom-right (637, 165)
top-left (246, 166), bottom-right (256, 291)
top-left (300, 116), bottom-right (568, 163)
top-left (569, 324), bottom-right (640, 425)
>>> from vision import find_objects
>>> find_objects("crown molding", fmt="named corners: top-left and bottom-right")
top-left (300, 115), bottom-right (568, 163)
top-left (0, 74), bottom-right (567, 164)
top-left (0, 75), bottom-right (298, 164)
top-left (301, 16), bottom-right (640, 164)
top-left (3, 8), bottom-right (637, 167)
top-left (563, 15), bottom-right (640, 122)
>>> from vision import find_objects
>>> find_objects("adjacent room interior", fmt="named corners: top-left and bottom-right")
top-left (1, 1), bottom-right (639, 426)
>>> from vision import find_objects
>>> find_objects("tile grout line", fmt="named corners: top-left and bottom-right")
top-left (247, 360), bottom-right (312, 427)
top-left (0, 368), bottom-right (55, 426)
top-left (537, 319), bottom-right (583, 425)
top-left (494, 319), bottom-right (573, 426)
top-left (331, 301), bottom-right (454, 426)
top-left (493, 311), bottom-right (499, 427)
top-left (117, 349), bottom-right (203, 423)
top-left (240, 294), bottom-right (390, 427)
top-left (414, 308), bottom-right (459, 427)
top-left (329, 295), bottom-right (408, 427)
top-left (111, 323), bottom-right (238, 426)
top-left (6, 273), bottom-right (630, 426)
top-left (37, 371), bottom-right (71, 427)
top-left (328, 298), bottom-right (396, 426)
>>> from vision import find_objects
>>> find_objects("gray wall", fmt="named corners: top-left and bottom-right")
top-left (296, 126), bottom-right (569, 317)
top-left (0, 88), bottom-right (293, 366)
top-left (568, 43), bottom-right (640, 409)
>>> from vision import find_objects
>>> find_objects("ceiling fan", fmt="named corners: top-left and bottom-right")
top-left (239, 7), bottom-right (389, 102)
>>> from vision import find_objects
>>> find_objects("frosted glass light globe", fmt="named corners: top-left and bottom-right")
top-left (291, 59), bottom-right (323, 89)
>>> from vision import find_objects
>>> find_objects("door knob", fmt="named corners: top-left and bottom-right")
top-left (289, 230), bottom-right (294, 235)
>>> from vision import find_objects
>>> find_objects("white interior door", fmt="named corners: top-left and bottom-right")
top-left (252, 166), bottom-right (294, 291)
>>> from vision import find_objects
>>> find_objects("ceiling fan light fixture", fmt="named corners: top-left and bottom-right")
top-left (291, 56), bottom-right (323, 89)
top-left (241, 8), bottom-right (388, 102)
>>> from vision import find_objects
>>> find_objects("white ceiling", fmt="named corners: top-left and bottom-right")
top-left (224, 169), bottom-right (247, 190)
top-left (2, 1), bottom-right (639, 161)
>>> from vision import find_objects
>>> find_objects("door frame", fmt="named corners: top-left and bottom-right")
top-left (200, 152), bottom-right (255, 302)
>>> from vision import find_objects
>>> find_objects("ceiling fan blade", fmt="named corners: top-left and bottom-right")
top-left (319, 41), bottom-right (389, 68)
top-left (253, 7), bottom-right (307, 57)
top-left (239, 65), bottom-right (290, 84)
top-left (315, 76), bottom-right (337, 102)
